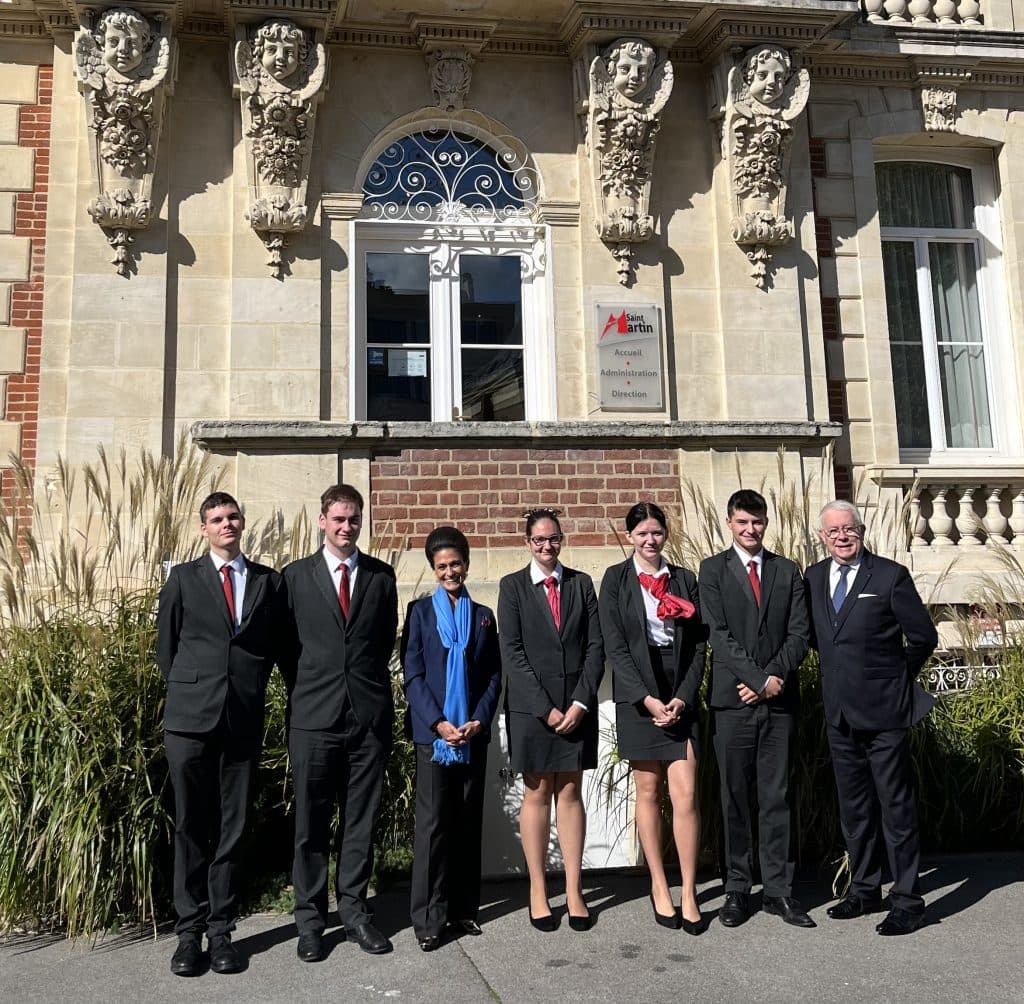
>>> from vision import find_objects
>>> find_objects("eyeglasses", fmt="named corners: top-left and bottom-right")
top-left (822, 525), bottom-right (863, 540)
top-left (529, 534), bottom-right (563, 546)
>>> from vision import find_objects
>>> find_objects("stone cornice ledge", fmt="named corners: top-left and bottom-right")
top-left (192, 419), bottom-right (843, 450)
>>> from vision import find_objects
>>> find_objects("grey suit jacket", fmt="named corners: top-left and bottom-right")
top-left (498, 565), bottom-right (604, 716)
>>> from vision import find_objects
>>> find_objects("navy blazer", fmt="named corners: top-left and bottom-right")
top-left (598, 557), bottom-right (706, 710)
top-left (806, 550), bottom-right (938, 731)
top-left (401, 594), bottom-right (502, 746)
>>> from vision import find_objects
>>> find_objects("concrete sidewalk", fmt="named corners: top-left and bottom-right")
top-left (3, 854), bottom-right (1022, 1004)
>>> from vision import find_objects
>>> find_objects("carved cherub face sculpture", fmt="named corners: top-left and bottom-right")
top-left (254, 19), bottom-right (306, 83)
top-left (744, 46), bottom-right (791, 106)
top-left (607, 40), bottom-right (657, 101)
top-left (97, 9), bottom-right (152, 77)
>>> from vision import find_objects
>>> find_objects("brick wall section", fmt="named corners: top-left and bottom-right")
top-left (370, 448), bottom-right (680, 549)
top-left (4, 65), bottom-right (50, 515)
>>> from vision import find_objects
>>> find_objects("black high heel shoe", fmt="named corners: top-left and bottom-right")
top-left (567, 911), bottom-right (592, 932)
top-left (681, 912), bottom-right (709, 936)
top-left (529, 909), bottom-right (557, 933)
top-left (650, 894), bottom-right (681, 930)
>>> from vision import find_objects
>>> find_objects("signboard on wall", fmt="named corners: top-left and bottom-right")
top-left (595, 304), bottom-right (664, 411)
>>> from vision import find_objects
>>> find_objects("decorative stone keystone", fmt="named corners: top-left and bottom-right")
top-left (233, 18), bottom-right (327, 278)
top-left (73, 7), bottom-right (176, 276)
top-left (586, 37), bottom-right (673, 286)
top-left (724, 44), bottom-right (809, 289)
top-left (922, 85), bottom-right (958, 132)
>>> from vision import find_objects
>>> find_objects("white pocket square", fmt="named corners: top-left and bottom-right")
top-left (857, 593), bottom-right (878, 598)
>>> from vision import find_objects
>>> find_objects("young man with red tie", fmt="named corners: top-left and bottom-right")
top-left (699, 489), bottom-right (813, 930)
top-left (281, 484), bottom-right (399, 963)
top-left (157, 492), bottom-right (285, 977)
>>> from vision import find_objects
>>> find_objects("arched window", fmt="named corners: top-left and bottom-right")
top-left (353, 127), bottom-right (550, 423)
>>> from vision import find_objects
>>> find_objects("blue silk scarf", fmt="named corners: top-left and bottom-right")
top-left (431, 586), bottom-right (472, 766)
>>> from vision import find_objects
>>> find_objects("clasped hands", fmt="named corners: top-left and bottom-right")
top-left (643, 695), bottom-right (685, 727)
top-left (435, 719), bottom-right (482, 746)
top-left (737, 675), bottom-right (784, 706)
top-left (546, 704), bottom-right (586, 735)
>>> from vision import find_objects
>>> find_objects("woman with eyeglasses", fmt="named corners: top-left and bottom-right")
top-left (401, 526), bottom-right (502, 951)
top-left (599, 501), bottom-right (707, 934)
top-left (498, 508), bottom-right (604, 932)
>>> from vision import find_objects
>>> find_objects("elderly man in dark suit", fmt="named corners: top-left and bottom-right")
top-left (281, 484), bottom-right (399, 963)
top-left (157, 491), bottom-right (285, 977)
top-left (699, 489), bottom-right (812, 930)
top-left (806, 499), bottom-right (938, 936)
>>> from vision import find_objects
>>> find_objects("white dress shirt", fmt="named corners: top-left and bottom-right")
top-left (211, 552), bottom-right (247, 629)
top-left (733, 544), bottom-right (763, 581)
top-left (829, 558), bottom-right (861, 600)
top-left (324, 546), bottom-right (359, 600)
top-left (633, 556), bottom-right (674, 646)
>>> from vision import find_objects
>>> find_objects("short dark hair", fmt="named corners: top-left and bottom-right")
top-left (199, 491), bottom-right (240, 523)
top-left (424, 526), bottom-right (470, 565)
top-left (727, 489), bottom-right (768, 518)
top-left (625, 501), bottom-right (668, 533)
top-left (320, 483), bottom-right (364, 516)
top-left (524, 507), bottom-right (562, 537)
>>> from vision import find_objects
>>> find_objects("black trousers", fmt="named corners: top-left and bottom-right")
top-left (410, 740), bottom-right (488, 939)
top-left (164, 724), bottom-right (258, 939)
top-left (713, 705), bottom-right (794, 898)
top-left (826, 720), bottom-right (924, 912)
top-left (289, 712), bottom-right (389, 933)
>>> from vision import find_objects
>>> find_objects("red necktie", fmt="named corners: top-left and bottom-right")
top-left (637, 572), bottom-right (696, 620)
top-left (338, 563), bottom-right (351, 619)
top-left (748, 560), bottom-right (761, 607)
top-left (544, 576), bottom-right (560, 630)
top-left (220, 563), bottom-right (236, 627)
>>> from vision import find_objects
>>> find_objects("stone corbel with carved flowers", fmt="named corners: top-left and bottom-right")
top-left (724, 44), bottom-right (809, 289)
top-left (586, 37), bottom-right (673, 286)
top-left (73, 6), bottom-right (177, 276)
top-left (233, 18), bottom-right (327, 278)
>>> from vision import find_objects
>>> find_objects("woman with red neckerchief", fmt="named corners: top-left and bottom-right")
top-left (599, 501), bottom-right (708, 935)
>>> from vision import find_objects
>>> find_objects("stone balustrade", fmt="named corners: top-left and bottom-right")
top-left (863, 0), bottom-right (983, 26)
top-left (900, 479), bottom-right (1024, 549)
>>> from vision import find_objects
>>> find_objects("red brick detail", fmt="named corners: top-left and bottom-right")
top-left (808, 137), bottom-right (827, 179)
top-left (5, 66), bottom-right (52, 520)
top-left (821, 297), bottom-right (841, 341)
top-left (370, 448), bottom-right (680, 549)
top-left (827, 380), bottom-right (846, 424)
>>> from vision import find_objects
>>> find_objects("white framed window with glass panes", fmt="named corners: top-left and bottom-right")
top-left (876, 151), bottom-right (1021, 462)
top-left (350, 126), bottom-right (554, 423)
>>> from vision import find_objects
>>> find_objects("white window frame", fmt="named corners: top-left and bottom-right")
top-left (876, 149), bottom-right (1021, 463)
top-left (350, 221), bottom-right (554, 423)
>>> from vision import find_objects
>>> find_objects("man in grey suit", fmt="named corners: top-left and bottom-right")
top-left (281, 484), bottom-right (399, 963)
top-left (699, 489), bottom-right (812, 929)
top-left (806, 500), bottom-right (937, 936)
top-left (157, 491), bottom-right (285, 977)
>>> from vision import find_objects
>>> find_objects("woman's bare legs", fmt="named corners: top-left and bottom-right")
top-left (632, 760), bottom-right (674, 916)
top-left (668, 743), bottom-right (701, 922)
top-left (521, 772), bottom-right (555, 918)
top-left (553, 771), bottom-right (587, 916)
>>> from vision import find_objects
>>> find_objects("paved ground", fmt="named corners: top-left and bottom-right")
top-left (3, 854), bottom-right (1022, 1004)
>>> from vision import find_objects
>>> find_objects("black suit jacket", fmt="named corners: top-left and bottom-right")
top-left (156, 555), bottom-right (284, 738)
top-left (281, 549), bottom-right (399, 735)
top-left (498, 565), bottom-right (604, 717)
top-left (598, 558), bottom-right (705, 709)
top-left (806, 550), bottom-right (938, 731)
top-left (699, 548), bottom-right (809, 712)
top-left (401, 595), bottom-right (501, 745)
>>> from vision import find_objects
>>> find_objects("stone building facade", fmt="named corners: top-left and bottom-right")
top-left (2, 0), bottom-right (1023, 866)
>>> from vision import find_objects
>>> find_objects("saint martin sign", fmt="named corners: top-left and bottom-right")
top-left (595, 304), bottom-right (664, 411)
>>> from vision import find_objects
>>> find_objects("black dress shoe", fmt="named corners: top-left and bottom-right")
top-left (169, 938), bottom-right (202, 977)
top-left (208, 936), bottom-right (243, 975)
top-left (418, 935), bottom-right (441, 952)
top-left (876, 908), bottom-right (925, 936)
top-left (349, 922), bottom-right (393, 955)
top-left (827, 895), bottom-right (883, 920)
top-left (763, 896), bottom-right (816, 929)
top-left (296, 931), bottom-right (324, 962)
top-left (719, 892), bottom-right (751, 928)
top-left (649, 894), bottom-right (681, 930)
top-left (568, 912), bottom-right (592, 932)
top-left (681, 913), bottom-right (709, 936)
top-left (529, 909), bottom-right (557, 932)
top-left (452, 919), bottom-right (482, 936)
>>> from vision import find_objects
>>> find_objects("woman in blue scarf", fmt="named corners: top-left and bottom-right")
top-left (401, 526), bottom-right (502, 952)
